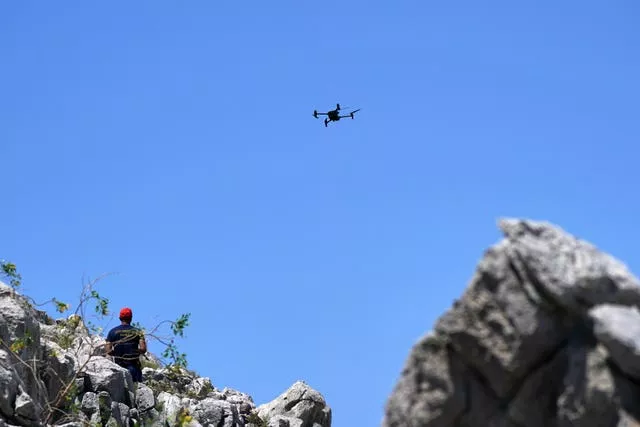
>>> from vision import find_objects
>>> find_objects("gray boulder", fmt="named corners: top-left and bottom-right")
top-left (499, 218), bottom-right (640, 314)
top-left (257, 381), bottom-right (331, 427)
top-left (83, 357), bottom-right (134, 405)
top-left (134, 383), bottom-right (155, 413)
top-left (80, 391), bottom-right (99, 416)
top-left (156, 391), bottom-right (182, 421)
top-left (13, 390), bottom-right (37, 422)
top-left (0, 354), bottom-right (19, 419)
top-left (384, 218), bottom-right (640, 427)
top-left (0, 283), bottom-right (47, 416)
top-left (192, 398), bottom-right (233, 426)
top-left (185, 376), bottom-right (214, 399)
top-left (109, 401), bottom-right (131, 427)
top-left (591, 304), bottom-right (640, 379)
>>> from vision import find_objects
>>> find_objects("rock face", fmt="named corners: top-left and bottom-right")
top-left (256, 381), bottom-right (332, 427)
top-left (0, 282), bottom-right (331, 427)
top-left (383, 218), bottom-right (640, 427)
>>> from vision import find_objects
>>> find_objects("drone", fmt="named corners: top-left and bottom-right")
top-left (313, 103), bottom-right (361, 127)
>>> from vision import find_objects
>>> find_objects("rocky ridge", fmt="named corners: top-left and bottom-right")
top-left (0, 283), bottom-right (331, 427)
top-left (383, 218), bottom-right (640, 427)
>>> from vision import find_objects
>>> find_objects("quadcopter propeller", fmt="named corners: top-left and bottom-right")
top-left (338, 104), bottom-right (360, 109)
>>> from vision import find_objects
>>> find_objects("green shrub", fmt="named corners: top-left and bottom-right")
top-left (246, 411), bottom-right (268, 427)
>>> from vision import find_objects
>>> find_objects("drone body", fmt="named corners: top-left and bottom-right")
top-left (313, 103), bottom-right (361, 127)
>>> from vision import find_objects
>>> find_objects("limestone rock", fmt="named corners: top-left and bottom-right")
top-left (257, 381), bottom-right (331, 427)
top-left (13, 391), bottom-right (37, 424)
top-left (556, 341), bottom-right (619, 426)
top-left (383, 332), bottom-right (467, 427)
top-left (591, 304), bottom-right (640, 379)
top-left (109, 401), bottom-right (131, 427)
top-left (0, 357), bottom-right (19, 419)
top-left (0, 274), bottom-right (331, 427)
top-left (81, 391), bottom-right (99, 416)
top-left (384, 218), bottom-right (640, 427)
top-left (83, 357), bottom-right (134, 405)
top-left (499, 218), bottom-right (640, 314)
top-left (434, 238), bottom-right (571, 398)
top-left (134, 383), bottom-right (155, 413)
top-left (0, 283), bottom-right (47, 412)
top-left (185, 376), bottom-right (214, 399)
top-left (192, 398), bottom-right (227, 425)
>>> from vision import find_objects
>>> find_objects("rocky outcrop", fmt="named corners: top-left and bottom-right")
top-left (256, 381), bottom-right (332, 427)
top-left (0, 282), bottom-right (331, 426)
top-left (383, 218), bottom-right (640, 427)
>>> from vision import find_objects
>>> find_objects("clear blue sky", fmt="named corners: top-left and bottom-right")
top-left (2, 2), bottom-right (640, 426)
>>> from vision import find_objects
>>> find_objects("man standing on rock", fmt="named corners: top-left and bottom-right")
top-left (105, 307), bottom-right (147, 383)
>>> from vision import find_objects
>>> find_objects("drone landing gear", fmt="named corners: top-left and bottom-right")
top-left (324, 118), bottom-right (329, 127)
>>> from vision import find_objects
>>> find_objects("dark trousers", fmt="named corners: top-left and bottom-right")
top-left (117, 361), bottom-right (143, 382)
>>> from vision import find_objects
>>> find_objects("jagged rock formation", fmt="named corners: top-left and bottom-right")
top-left (0, 283), bottom-right (331, 427)
top-left (383, 218), bottom-right (640, 427)
top-left (256, 381), bottom-right (331, 427)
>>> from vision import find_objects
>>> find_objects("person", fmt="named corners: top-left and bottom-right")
top-left (105, 307), bottom-right (147, 383)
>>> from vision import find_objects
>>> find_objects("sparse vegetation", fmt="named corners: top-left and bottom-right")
top-left (176, 407), bottom-right (194, 426)
top-left (54, 314), bottom-right (82, 349)
top-left (9, 330), bottom-right (33, 354)
top-left (0, 260), bottom-right (193, 425)
top-left (185, 379), bottom-right (214, 399)
top-left (1, 260), bottom-right (22, 290)
top-left (246, 411), bottom-right (269, 427)
top-left (141, 356), bottom-right (161, 370)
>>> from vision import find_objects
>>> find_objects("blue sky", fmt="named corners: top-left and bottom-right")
top-left (2, 1), bottom-right (640, 426)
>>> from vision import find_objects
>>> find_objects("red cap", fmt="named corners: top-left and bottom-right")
top-left (119, 307), bottom-right (133, 320)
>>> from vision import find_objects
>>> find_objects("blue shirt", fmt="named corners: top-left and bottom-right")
top-left (106, 324), bottom-right (142, 366)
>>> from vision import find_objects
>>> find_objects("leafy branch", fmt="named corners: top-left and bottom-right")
top-left (1, 260), bottom-right (22, 290)
top-left (0, 261), bottom-right (193, 425)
